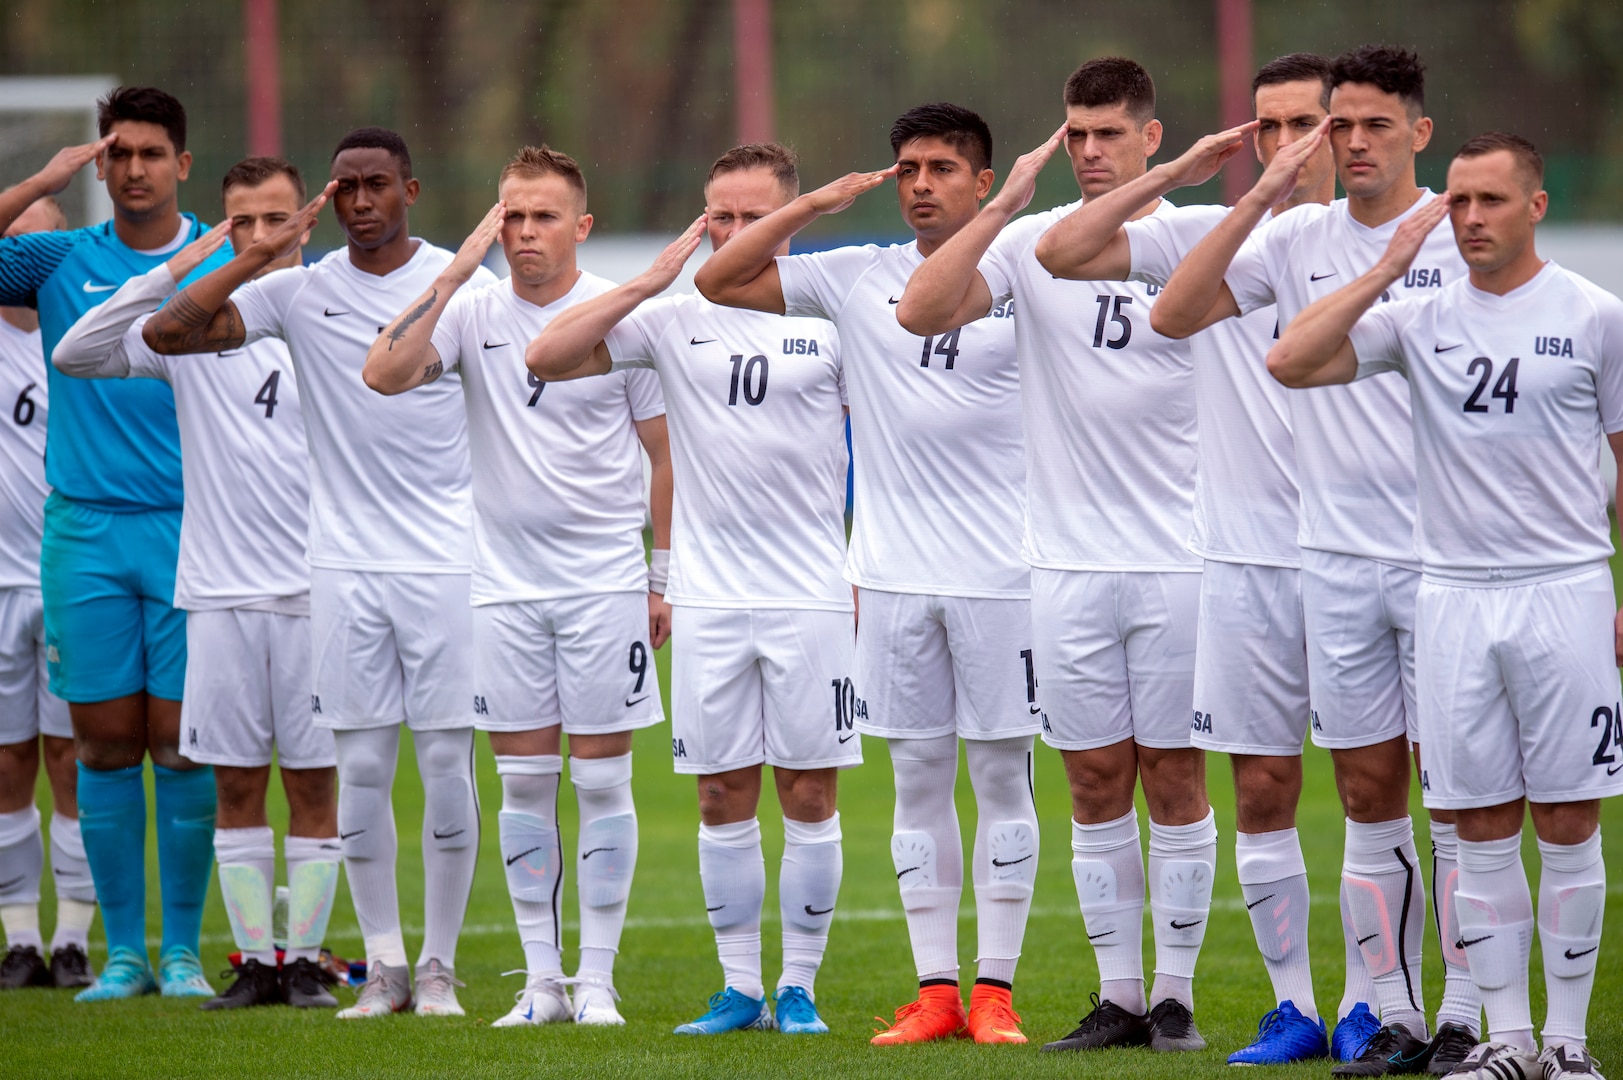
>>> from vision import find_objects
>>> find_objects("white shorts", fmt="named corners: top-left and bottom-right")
top-left (1416, 567), bottom-right (1623, 810)
top-left (309, 568), bottom-right (473, 732)
top-left (0, 588), bottom-right (69, 743)
top-left (1191, 561), bottom-right (1311, 756)
top-left (1034, 568), bottom-right (1200, 752)
top-left (669, 605), bottom-right (859, 775)
top-left (472, 592), bottom-right (664, 735)
top-left (178, 608), bottom-right (334, 769)
top-left (1301, 549), bottom-right (1418, 749)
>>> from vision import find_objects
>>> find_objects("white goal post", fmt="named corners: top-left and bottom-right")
top-left (0, 76), bottom-right (120, 226)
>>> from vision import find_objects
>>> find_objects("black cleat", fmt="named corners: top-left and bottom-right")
top-left (0, 944), bottom-right (51, 988)
top-left (1147, 998), bottom-right (1207, 1052)
top-left (1040, 992), bottom-right (1151, 1052)
top-left (282, 956), bottom-right (338, 1008)
top-left (49, 943), bottom-right (95, 988)
top-left (1332, 1023), bottom-right (1432, 1076)
top-left (1425, 1022), bottom-right (1480, 1075)
top-left (200, 959), bottom-right (283, 1010)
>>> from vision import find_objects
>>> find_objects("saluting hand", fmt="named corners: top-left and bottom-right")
top-left (33, 135), bottom-right (119, 195)
top-left (987, 124), bottom-right (1068, 217)
top-left (165, 221), bottom-right (232, 285)
top-left (246, 181), bottom-right (337, 264)
top-left (1161, 120), bottom-right (1261, 190)
top-left (1248, 117), bottom-right (1330, 209)
top-left (803, 165), bottom-right (900, 216)
top-left (640, 214), bottom-right (707, 293)
top-left (1374, 191), bottom-right (1451, 282)
top-left (445, 200), bottom-right (507, 286)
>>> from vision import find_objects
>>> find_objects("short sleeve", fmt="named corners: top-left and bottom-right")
top-left (0, 229), bottom-right (84, 307)
top-left (1124, 204), bottom-right (1226, 287)
top-left (229, 264), bottom-right (305, 344)
top-left (1594, 292), bottom-right (1623, 435)
top-left (777, 247), bottom-right (875, 321)
top-left (429, 290), bottom-right (475, 374)
top-left (604, 295), bottom-right (684, 371)
top-left (1226, 218), bottom-right (1288, 317)
top-left (624, 367), bottom-right (666, 421)
top-left (122, 314), bottom-right (176, 383)
top-left (1348, 298), bottom-right (1422, 380)
top-left (980, 213), bottom-right (1048, 305)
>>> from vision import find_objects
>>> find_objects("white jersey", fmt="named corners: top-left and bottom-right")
top-left (51, 265), bottom-right (310, 611)
top-left (0, 319), bottom-right (47, 590)
top-left (981, 200), bottom-right (1202, 572)
top-left (1226, 193), bottom-right (1467, 567)
top-left (1123, 205), bottom-right (1301, 567)
top-left (604, 292), bottom-right (849, 611)
top-left (777, 241), bottom-right (1026, 599)
top-left (1348, 262), bottom-right (1623, 579)
top-left (231, 241), bottom-right (496, 573)
top-left (429, 272), bottom-right (664, 605)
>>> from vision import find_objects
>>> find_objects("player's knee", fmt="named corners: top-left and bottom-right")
top-left (775, 767), bottom-right (836, 821)
top-left (75, 732), bottom-right (144, 771)
top-left (280, 767), bottom-right (337, 816)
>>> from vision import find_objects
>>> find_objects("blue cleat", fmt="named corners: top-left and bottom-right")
top-left (774, 986), bottom-right (829, 1034)
top-left (673, 987), bottom-right (776, 1035)
top-left (74, 947), bottom-right (157, 1003)
top-left (1228, 1000), bottom-right (1330, 1065)
top-left (1332, 1003), bottom-right (1382, 1063)
top-left (157, 946), bottom-right (215, 998)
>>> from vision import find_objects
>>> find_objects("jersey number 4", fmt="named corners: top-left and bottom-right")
top-left (254, 371), bottom-right (282, 419)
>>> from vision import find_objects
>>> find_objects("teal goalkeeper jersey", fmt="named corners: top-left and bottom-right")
top-left (0, 215), bottom-right (229, 511)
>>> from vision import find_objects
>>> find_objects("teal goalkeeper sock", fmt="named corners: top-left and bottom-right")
top-left (153, 764), bottom-right (216, 956)
top-left (76, 762), bottom-right (148, 957)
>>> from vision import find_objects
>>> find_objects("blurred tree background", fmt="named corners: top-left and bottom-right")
top-left (3, 0), bottom-right (1620, 248)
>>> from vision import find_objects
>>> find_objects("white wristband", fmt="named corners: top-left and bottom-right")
top-left (648, 549), bottom-right (670, 594)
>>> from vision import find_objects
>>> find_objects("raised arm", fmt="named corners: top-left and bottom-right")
top-left (362, 200), bottom-right (504, 395)
top-left (1612, 431), bottom-right (1623, 666)
top-left (636, 413), bottom-right (674, 649)
top-left (0, 136), bottom-right (116, 234)
top-left (896, 125), bottom-right (1066, 335)
top-left (527, 215), bottom-right (705, 382)
top-left (144, 182), bottom-right (333, 355)
top-left (1268, 192), bottom-right (1449, 388)
top-left (1034, 121), bottom-right (1255, 282)
top-left (695, 166), bottom-right (897, 313)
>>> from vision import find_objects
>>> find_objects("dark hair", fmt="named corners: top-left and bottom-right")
top-left (96, 86), bottom-right (187, 152)
top-left (500, 144), bottom-right (588, 207)
top-left (1063, 57), bottom-right (1155, 124)
top-left (707, 143), bottom-right (800, 196)
top-left (888, 103), bottom-right (993, 174)
top-left (1330, 45), bottom-right (1425, 115)
top-left (1454, 131), bottom-right (1544, 191)
top-left (1253, 53), bottom-right (1333, 110)
top-left (222, 156), bottom-right (306, 202)
top-left (331, 127), bottom-right (412, 178)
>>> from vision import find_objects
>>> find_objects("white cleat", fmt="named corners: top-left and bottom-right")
top-left (335, 961), bottom-right (412, 1019)
top-left (1448, 1041), bottom-right (1543, 1080)
top-left (412, 959), bottom-right (465, 1017)
top-left (491, 973), bottom-right (574, 1028)
top-left (1540, 1044), bottom-right (1607, 1080)
top-left (571, 978), bottom-right (625, 1026)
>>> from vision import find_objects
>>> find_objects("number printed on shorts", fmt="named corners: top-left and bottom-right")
top-left (1591, 703), bottom-right (1623, 775)
top-left (628, 641), bottom-right (648, 696)
top-left (1462, 356), bottom-right (1519, 414)
top-left (831, 677), bottom-right (865, 737)
top-left (1020, 648), bottom-right (1044, 718)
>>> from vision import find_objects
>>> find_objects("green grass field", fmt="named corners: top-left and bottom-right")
top-left (7, 555), bottom-right (1623, 1079)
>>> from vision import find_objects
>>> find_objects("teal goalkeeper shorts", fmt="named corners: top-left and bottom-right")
top-left (41, 492), bottom-right (187, 703)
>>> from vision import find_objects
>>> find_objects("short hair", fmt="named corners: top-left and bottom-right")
top-left (221, 156), bottom-right (306, 202)
top-left (1063, 57), bottom-right (1156, 124)
top-left (0, 189), bottom-right (67, 232)
top-left (888, 103), bottom-right (993, 174)
top-left (331, 127), bottom-right (412, 178)
top-left (498, 144), bottom-right (588, 208)
top-left (96, 86), bottom-right (187, 153)
top-left (707, 143), bottom-right (800, 196)
top-left (1330, 45), bottom-right (1425, 115)
top-left (1454, 131), bottom-right (1545, 192)
top-left (1253, 52), bottom-right (1333, 110)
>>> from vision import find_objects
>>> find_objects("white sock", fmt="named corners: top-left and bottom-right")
top-left (1148, 809), bottom-right (1217, 1012)
top-left (1537, 831), bottom-right (1604, 1050)
top-left (215, 826), bottom-right (277, 964)
top-left (283, 833), bottom-right (341, 963)
top-left (48, 814), bottom-right (96, 952)
top-left (1073, 809), bottom-right (1146, 1014)
top-left (1339, 877), bottom-right (1379, 1020)
top-left (699, 817), bottom-right (765, 1000)
top-left (889, 735), bottom-right (963, 984)
top-left (1344, 817), bottom-right (1428, 1038)
top-left (966, 736), bottom-right (1038, 987)
top-left (0, 806), bottom-right (43, 951)
top-left (778, 813), bottom-right (841, 996)
top-left (1430, 820), bottom-right (1481, 1035)
top-left (1237, 828), bottom-right (1317, 1019)
top-left (571, 753), bottom-right (638, 983)
top-left (496, 754), bottom-right (564, 977)
top-left (1456, 834), bottom-right (1535, 1053)
top-left (414, 727), bottom-right (478, 972)
top-left (334, 725), bottom-right (407, 967)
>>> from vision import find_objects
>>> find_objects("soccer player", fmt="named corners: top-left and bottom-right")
top-left (1269, 131), bottom-right (1618, 1080)
top-left (52, 157), bottom-right (342, 1011)
top-left (0, 87), bottom-right (227, 1003)
top-left (1147, 46), bottom-right (1480, 1074)
top-left (0, 195), bottom-right (97, 992)
top-left (697, 105), bottom-right (1041, 1047)
top-left (361, 145), bottom-right (671, 1028)
top-left (897, 59), bottom-right (1218, 1054)
top-left (529, 143), bottom-right (855, 1036)
top-left (143, 128), bottom-right (492, 1019)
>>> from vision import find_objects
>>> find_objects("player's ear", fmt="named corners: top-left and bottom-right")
top-left (1411, 116), bottom-right (1433, 154)
top-left (176, 150), bottom-right (193, 182)
top-left (975, 168), bottom-right (995, 202)
top-left (1529, 188), bottom-right (1548, 226)
top-left (1142, 118), bottom-right (1163, 158)
top-left (575, 213), bottom-right (594, 243)
top-left (403, 177), bottom-right (420, 206)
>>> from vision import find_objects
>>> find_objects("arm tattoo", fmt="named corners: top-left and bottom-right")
top-left (388, 289), bottom-right (438, 351)
top-left (421, 359), bottom-right (444, 384)
top-left (153, 293), bottom-right (247, 352)
top-left (167, 291), bottom-right (215, 328)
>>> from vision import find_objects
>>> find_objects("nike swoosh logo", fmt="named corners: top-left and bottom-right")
top-left (506, 845), bottom-right (543, 867)
top-left (581, 847), bottom-right (617, 860)
top-left (887, 297), bottom-right (900, 304)
top-left (1170, 918), bottom-right (1204, 930)
top-left (625, 695), bottom-right (649, 708)
top-left (1087, 929), bottom-right (1115, 940)
top-left (215, 350), bottom-right (241, 357)
top-left (837, 733), bottom-right (856, 744)
top-left (706, 904), bottom-right (725, 912)
top-left (1028, 704), bottom-right (1042, 714)
top-left (82, 282), bottom-right (118, 293)
top-left (1246, 893), bottom-right (1275, 910)
top-left (690, 337), bottom-right (716, 345)
top-left (1458, 934), bottom-right (1494, 948)
top-left (323, 308), bottom-right (350, 317)
top-left (319, 843), bottom-right (341, 852)
top-left (804, 905), bottom-right (833, 916)
top-left (991, 854), bottom-right (1032, 868)
top-left (0, 875), bottom-right (23, 891)
top-left (1564, 946), bottom-right (1599, 960)
top-left (1357, 932), bottom-right (1379, 946)
top-left (1434, 343), bottom-right (1463, 353)
top-left (483, 340), bottom-right (509, 349)
top-left (896, 866), bottom-right (921, 879)
top-left (1309, 271), bottom-right (1337, 282)
top-left (1609, 763), bottom-right (1623, 777)
top-left (339, 829), bottom-right (366, 840)
top-left (432, 827), bottom-right (465, 840)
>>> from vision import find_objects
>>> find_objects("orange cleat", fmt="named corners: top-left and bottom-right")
top-left (966, 983), bottom-right (1027, 1044)
top-left (870, 984), bottom-right (968, 1046)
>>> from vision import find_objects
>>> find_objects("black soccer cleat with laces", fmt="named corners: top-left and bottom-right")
top-left (1040, 992), bottom-right (1151, 1052)
top-left (282, 956), bottom-right (338, 1008)
top-left (1425, 1022), bottom-right (1480, 1075)
top-left (1332, 1022), bottom-right (1432, 1076)
top-left (49, 942), bottom-right (94, 988)
top-left (1147, 998), bottom-right (1207, 1052)
top-left (0, 944), bottom-right (51, 989)
top-left (200, 958), bottom-right (284, 1010)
